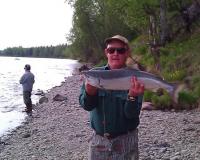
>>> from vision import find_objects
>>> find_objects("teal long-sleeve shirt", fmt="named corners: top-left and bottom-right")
top-left (79, 66), bottom-right (143, 135)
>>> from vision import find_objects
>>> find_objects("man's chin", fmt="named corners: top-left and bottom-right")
top-left (109, 63), bottom-right (123, 69)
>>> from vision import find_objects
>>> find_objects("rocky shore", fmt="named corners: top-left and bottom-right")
top-left (0, 75), bottom-right (200, 160)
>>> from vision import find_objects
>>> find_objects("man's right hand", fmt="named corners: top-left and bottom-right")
top-left (85, 83), bottom-right (98, 96)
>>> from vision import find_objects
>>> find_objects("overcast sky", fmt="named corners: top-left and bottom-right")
top-left (0, 0), bottom-right (73, 50)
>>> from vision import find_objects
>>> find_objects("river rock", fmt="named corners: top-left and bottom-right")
top-left (39, 96), bottom-right (48, 104)
top-left (52, 94), bottom-right (67, 101)
top-left (142, 102), bottom-right (154, 111)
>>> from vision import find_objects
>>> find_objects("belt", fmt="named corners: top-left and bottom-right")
top-left (96, 130), bottom-right (134, 139)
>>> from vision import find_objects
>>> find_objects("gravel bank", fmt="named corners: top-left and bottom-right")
top-left (0, 75), bottom-right (199, 160)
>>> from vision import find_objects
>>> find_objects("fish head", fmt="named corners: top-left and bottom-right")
top-left (82, 70), bottom-right (100, 88)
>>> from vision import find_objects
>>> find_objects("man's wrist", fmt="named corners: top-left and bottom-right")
top-left (85, 83), bottom-right (98, 96)
top-left (127, 95), bottom-right (136, 101)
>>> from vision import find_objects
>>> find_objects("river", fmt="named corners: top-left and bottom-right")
top-left (0, 56), bottom-right (81, 137)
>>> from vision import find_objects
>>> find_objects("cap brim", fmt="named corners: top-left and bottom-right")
top-left (105, 38), bottom-right (125, 45)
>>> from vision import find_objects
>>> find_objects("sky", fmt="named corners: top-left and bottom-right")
top-left (0, 0), bottom-right (73, 50)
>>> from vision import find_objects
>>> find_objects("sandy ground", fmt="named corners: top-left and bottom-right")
top-left (0, 75), bottom-right (200, 160)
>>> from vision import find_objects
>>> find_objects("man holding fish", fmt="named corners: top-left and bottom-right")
top-left (79, 35), bottom-right (144, 160)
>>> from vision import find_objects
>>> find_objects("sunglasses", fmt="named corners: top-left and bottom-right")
top-left (106, 47), bottom-right (127, 54)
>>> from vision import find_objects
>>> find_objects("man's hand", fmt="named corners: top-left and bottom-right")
top-left (85, 82), bottom-right (98, 96)
top-left (128, 76), bottom-right (144, 97)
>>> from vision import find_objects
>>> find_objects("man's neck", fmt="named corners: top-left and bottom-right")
top-left (108, 65), bottom-right (127, 70)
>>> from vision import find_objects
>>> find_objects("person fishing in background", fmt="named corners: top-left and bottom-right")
top-left (79, 35), bottom-right (144, 160)
top-left (19, 64), bottom-right (35, 116)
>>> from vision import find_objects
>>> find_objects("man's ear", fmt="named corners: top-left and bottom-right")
top-left (104, 48), bottom-right (107, 53)
top-left (127, 48), bottom-right (131, 55)
top-left (104, 48), bottom-right (108, 56)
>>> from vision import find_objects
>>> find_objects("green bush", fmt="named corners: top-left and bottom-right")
top-left (151, 92), bottom-right (172, 110)
top-left (159, 47), bottom-right (170, 56)
top-left (143, 90), bottom-right (154, 102)
top-left (96, 59), bottom-right (107, 67)
top-left (134, 46), bottom-right (148, 55)
top-left (192, 75), bottom-right (200, 85)
top-left (178, 91), bottom-right (198, 108)
top-left (140, 54), bottom-right (154, 66)
top-left (163, 70), bottom-right (186, 81)
top-left (193, 86), bottom-right (200, 98)
top-left (151, 94), bottom-right (160, 108)
top-left (191, 76), bottom-right (200, 98)
top-left (159, 94), bottom-right (172, 108)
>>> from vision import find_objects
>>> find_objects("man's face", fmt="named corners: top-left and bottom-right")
top-left (105, 40), bottom-right (129, 69)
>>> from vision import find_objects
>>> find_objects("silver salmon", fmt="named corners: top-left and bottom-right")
top-left (83, 68), bottom-right (177, 96)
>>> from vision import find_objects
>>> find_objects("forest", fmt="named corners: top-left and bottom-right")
top-left (65, 0), bottom-right (200, 62)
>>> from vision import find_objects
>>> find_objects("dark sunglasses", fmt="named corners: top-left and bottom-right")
top-left (106, 47), bottom-right (127, 54)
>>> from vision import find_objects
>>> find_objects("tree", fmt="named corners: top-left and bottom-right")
top-left (66, 0), bottom-right (137, 62)
top-left (160, 0), bottom-right (170, 45)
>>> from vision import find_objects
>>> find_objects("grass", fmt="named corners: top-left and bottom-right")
top-left (131, 28), bottom-right (200, 110)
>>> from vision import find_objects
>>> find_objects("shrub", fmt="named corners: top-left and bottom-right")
top-left (163, 69), bottom-right (186, 81)
top-left (151, 94), bottom-right (160, 109)
top-left (159, 47), bottom-right (170, 56)
top-left (151, 92), bottom-right (172, 110)
top-left (194, 86), bottom-right (200, 97)
top-left (143, 90), bottom-right (154, 102)
top-left (159, 94), bottom-right (172, 108)
top-left (140, 54), bottom-right (154, 67)
top-left (178, 91), bottom-right (198, 109)
top-left (191, 76), bottom-right (200, 98)
top-left (192, 75), bottom-right (200, 85)
top-left (134, 46), bottom-right (148, 55)
top-left (96, 59), bottom-right (107, 67)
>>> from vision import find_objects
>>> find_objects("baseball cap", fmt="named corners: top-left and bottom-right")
top-left (105, 35), bottom-right (129, 48)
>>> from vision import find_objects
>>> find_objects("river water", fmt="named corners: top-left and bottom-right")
top-left (0, 56), bottom-right (81, 137)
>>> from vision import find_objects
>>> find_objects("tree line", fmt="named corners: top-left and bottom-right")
top-left (0, 44), bottom-right (73, 58)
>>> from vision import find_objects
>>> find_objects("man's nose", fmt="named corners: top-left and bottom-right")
top-left (113, 50), bottom-right (118, 55)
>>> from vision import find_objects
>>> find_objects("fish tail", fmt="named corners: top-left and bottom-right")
top-left (171, 83), bottom-right (185, 104)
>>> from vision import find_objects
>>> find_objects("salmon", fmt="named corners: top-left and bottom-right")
top-left (82, 68), bottom-right (178, 98)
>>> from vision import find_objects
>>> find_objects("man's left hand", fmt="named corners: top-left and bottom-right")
top-left (128, 76), bottom-right (144, 97)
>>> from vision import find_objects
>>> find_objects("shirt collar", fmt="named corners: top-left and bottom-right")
top-left (104, 64), bottom-right (127, 70)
